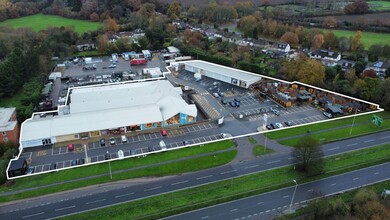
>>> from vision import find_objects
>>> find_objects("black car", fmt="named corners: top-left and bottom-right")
top-left (78, 158), bottom-right (85, 165)
top-left (266, 124), bottom-right (273, 130)
top-left (234, 98), bottom-right (240, 103)
top-left (221, 99), bottom-right (228, 105)
top-left (71, 159), bottom-right (78, 166)
top-left (50, 163), bottom-right (57, 170)
top-left (182, 140), bottom-right (189, 146)
top-left (100, 138), bottom-right (106, 147)
top-left (105, 153), bottom-right (111, 160)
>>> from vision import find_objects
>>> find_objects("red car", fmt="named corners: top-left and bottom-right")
top-left (68, 143), bottom-right (74, 151)
top-left (161, 129), bottom-right (167, 136)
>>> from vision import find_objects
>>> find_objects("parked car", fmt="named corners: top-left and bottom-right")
top-left (68, 143), bottom-right (74, 152)
top-left (221, 99), bottom-right (228, 105)
top-left (130, 58), bottom-right (147, 65)
top-left (266, 124), bottom-right (273, 130)
top-left (50, 163), bottom-right (57, 170)
top-left (25, 166), bottom-right (35, 175)
top-left (285, 121), bottom-right (293, 126)
top-left (78, 158), bottom-right (85, 165)
top-left (182, 140), bottom-right (189, 146)
top-left (213, 93), bottom-right (219, 98)
top-left (121, 135), bottom-right (127, 143)
top-left (110, 137), bottom-right (116, 145)
top-left (71, 159), bottom-right (78, 166)
top-left (229, 101), bottom-right (236, 107)
top-left (100, 138), bottom-right (106, 147)
top-left (272, 109), bottom-right (280, 116)
top-left (108, 64), bottom-right (116, 68)
top-left (234, 98), bottom-right (240, 102)
top-left (105, 153), bottom-right (111, 160)
top-left (275, 122), bottom-right (284, 129)
top-left (218, 92), bottom-right (224, 97)
top-left (323, 112), bottom-right (333, 118)
top-left (235, 101), bottom-right (241, 107)
top-left (130, 149), bottom-right (136, 155)
top-left (161, 129), bottom-right (167, 136)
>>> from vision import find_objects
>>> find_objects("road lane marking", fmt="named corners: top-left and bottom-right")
top-left (115, 192), bottom-right (134, 198)
top-left (364, 139), bottom-right (374, 143)
top-left (144, 186), bottom-right (162, 191)
top-left (86, 199), bottom-right (106, 205)
top-left (244, 165), bottom-right (259, 169)
top-left (55, 205), bottom-right (75, 211)
top-left (283, 195), bottom-right (289, 198)
top-left (201, 216), bottom-right (209, 219)
top-left (171, 181), bottom-right (188, 186)
top-left (230, 208), bottom-right (238, 212)
top-left (266, 160), bottom-right (281, 164)
top-left (220, 170), bottom-right (236, 174)
top-left (307, 189), bottom-right (313, 192)
top-left (353, 178), bottom-right (359, 181)
top-left (196, 175), bottom-right (213, 180)
top-left (22, 212), bottom-right (44, 218)
top-left (347, 143), bottom-right (358, 146)
top-left (331, 183), bottom-right (337, 186)
top-left (380, 136), bottom-right (390, 139)
top-left (328, 147), bottom-right (339, 151)
top-left (257, 202), bottom-right (264, 205)
top-left (374, 172), bottom-right (380, 175)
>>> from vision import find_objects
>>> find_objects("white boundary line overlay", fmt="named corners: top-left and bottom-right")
top-left (6, 60), bottom-right (383, 179)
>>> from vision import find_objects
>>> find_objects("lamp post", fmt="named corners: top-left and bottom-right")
top-left (107, 151), bottom-right (112, 180)
top-left (289, 179), bottom-right (298, 211)
top-left (349, 108), bottom-right (358, 135)
top-left (264, 133), bottom-right (268, 153)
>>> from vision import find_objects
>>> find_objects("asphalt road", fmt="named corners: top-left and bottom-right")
top-left (1, 131), bottom-right (390, 219)
top-left (164, 162), bottom-right (390, 220)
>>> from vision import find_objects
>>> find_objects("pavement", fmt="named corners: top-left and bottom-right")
top-left (164, 162), bottom-right (390, 220)
top-left (1, 130), bottom-right (389, 219)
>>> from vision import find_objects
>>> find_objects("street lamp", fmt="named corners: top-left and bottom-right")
top-left (289, 179), bottom-right (298, 211)
top-left (107, 151), bottom-right (112, 180)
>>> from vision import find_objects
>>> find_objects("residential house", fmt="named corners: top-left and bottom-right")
top-left (0, 107), bottom-right (19, 144)
top-left (338, 59), bottom-right (356, 71)
top-left (132, 28), bottom-right (145, 39)
top-left (365, 60), bottom-right (390, 78)
top-left (310, 49), bottom-right (341, 67)
top-left (276, 43), bottom-right (290, 53)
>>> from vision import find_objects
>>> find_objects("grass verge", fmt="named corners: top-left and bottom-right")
top-left (253, 145), bottom-right (274, 156)
top-left (1, 149), bottom-right (237, 203)
top-left (0, 13), bottom-right (102, 34)
top-left (248, 136), bottom-right (257, 144)
top-left (62, 143), bottom-right (390, 220)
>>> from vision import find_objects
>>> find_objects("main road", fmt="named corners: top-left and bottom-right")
top-left (164, 162), bottom-right (390, 220)
top-left (1, 131), bottom-right (390, 220)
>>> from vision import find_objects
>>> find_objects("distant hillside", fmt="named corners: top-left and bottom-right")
top-left (161, 0), bottom-right (290, 6)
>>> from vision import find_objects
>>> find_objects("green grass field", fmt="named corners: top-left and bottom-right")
top-left (369, 1), bottom-right (390, 11)
top-left (253, 145), bottom-right (274, 156)
top-left (0, 13), bottom-right (102, 34)
top-left (0, 90), bottom-right (23, 108)
top-left (64, 143), bottom-right (390, 220)
top-left (320, 29), bottom-right (390, 48)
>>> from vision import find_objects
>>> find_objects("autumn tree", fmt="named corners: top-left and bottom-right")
top-left (280, 32), bottom-right (299, 46)
top-left (167, 0), bottom-right (181, 21)
top-left (97, 34), bottom-right (109, 53)
top-left (344, 0), bottom-right (369, 14)
top-left (345, 68), bottom-right (358, 84)
top-left (351, 31), bottom-right (363, 52)
top-left (292, 135), bottom-right (324, 176)
top-left (104, 18), bottom-right (119, 33)
top-left (323, 30), bottom-right (338, 49)
top-left (367, 44), bottom-right (382, 61)
top-left (338, 36), bottom-right (350, 54)
top-left (89, 12), bottom-right (99, 22)
top-left (127, 0), bottom-right (141, 12)
top-left (323, 16), bottom-right (337, 28)
top-left (312, 34), bottom-right (324, 50)
top-left (261, 0), bottom-right (270, 11)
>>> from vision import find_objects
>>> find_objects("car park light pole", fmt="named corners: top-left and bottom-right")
top-left (289, 179), bottom-right (298, 212)
top-left (107, 151), bottom-right (112, 180)
top-left (349, 108), bottom-right (358, 135)
top-left (84, 144), bottom-right (89, 163)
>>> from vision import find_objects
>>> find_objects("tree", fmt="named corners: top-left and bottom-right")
top-left (368, 44), bottom-right (382, 62)
top-left (280, 32), bottom-right (299, 46)
top-left (323, 16), bottom-right (337, 28)
top-left (345, 68), bottom-right (358, 84)
top-left (382, 45), bottom-right (390, 58)
top-left (344, 0), bottom-right (369, 14)
top-left (312, 34), bottom-right (324, 50)
top-left (89, 12), bottom-right (99, 21)
top-left (323, 30), bottom-right (338, 50)
top-left (127, 0), bottom-right (141, 11)
top-left (167, 0), bottom-right (181, 21)
top-left (281, 55), bottom-right (325, 86)
top-left (97, 34), bottom-right (109, 54)
top-left (292, 135), bottom-right (324, 176)
top-left (338, 36), bottom-right (350, 54)
top-left (351, 31), bottom-right (362, 52)
top-left (104, 18), bottom-right (119, 33)
top-left (261, 0), bottom-right (270, 12)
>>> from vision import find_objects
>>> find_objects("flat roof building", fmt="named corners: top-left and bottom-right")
top-left (0, 107), bottom-right (19, 144)
top-left (184, 60), bottom-right (262, 88)
top-left (21, 80), bottom-right (197, 148)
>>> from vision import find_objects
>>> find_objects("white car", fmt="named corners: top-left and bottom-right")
top-left (275, 122), bottom-right (284, 129)
top-left (110, 137), bottom-right (116, 145)
top-left (121, 135), bottom-right (127, 143)
top-left (323, 112), bottom-right (333, 118)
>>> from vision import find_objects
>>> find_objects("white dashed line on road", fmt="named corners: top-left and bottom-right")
top-left (196, 175), bottom-right (213, 180)
top-left (22, 212), bottom-right (44, 218)
top-left (328, 147), bottom-right (339, 151)
top-left (380, 136), bottom-right (390, 139)
top-left (347, 143), bottom-right (358, 146)
top-left (331, 183), bottom-right (337, 186)
top-left (86, 199), bottom-right (106, 205)
top-left (374, 172), bottom-right (380, 175)
top-left (201, 216), bottom-right (209, 219)
top-left (55, 205), bottom-right (75, 212)
top-left (266, 160), bottom-right (281, 164)
top-left (171, 181), bottom-right (188, 186)
top-left (257, 202), bottom-right (264, 205)
top-left (230, 208), bottom-right (238, 212)
top-left (115, 192), bottom-right (134, 198)
top-left (144, 186), bottom-right (162, 191)
top-left (364, 139), bottom-right (374, 143)
top-left (283, 195), bottom-right (289, 198)
top-left (244, 165), bottom-right (259, 169)
top-left (220, 170), bottom-right (236, 175)
top-left (353, 178), bottom-right (359, 181)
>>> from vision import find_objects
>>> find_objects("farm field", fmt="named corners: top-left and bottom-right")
top-left (369, 1), bottom-right (390, 10)
top-left (313, 12), bottom-right (390, 27)
top-left (0, 13), bottom-right (102, 34)
top-left (317, 29), bottom-right (390, 48)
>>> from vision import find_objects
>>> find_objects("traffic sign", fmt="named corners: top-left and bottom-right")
top-left (372, 115), bottom-right (383, 127)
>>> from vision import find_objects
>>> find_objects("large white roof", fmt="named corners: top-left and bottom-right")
top-left (0, 107), bottom-right (17, 132)
top-left (22, 80), bottom-right (197, 142)
top-left (184, 60), bottom-right (262, 82)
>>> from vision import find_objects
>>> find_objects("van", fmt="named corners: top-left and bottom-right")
top-left (121, 135), bottom-right (127, 143)
top-left (130, 58), bottom-right (148, 66)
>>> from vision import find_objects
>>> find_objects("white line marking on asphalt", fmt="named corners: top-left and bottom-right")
top-left (115, 192), bottom-right (134, 198)
top-left (364, 139), bottom-right (374, 143)
top-left (347, 143), bottom-right (358, 146)
top-left (55, 205), bottom-right (75, 211)
top-left (201, 216), bottom-right (209, 219)
top-left (328, 147), bottom-right (339, 151)
top-left (22, 212), bottom-right (44, 218)
top-left (266, 160), bottom-right (281, 164)
top-left (288, 157), bottom-right (293, 160)
top-left (283, 195), bottom-right (289, 198)
top-left (374, 172), bottom-right (380, 175)
top-left (230, 209), bottom-right (238, 212)
top-left (248, 215), bottom-right (252, 217)
top-left (307, 189), bottom-right (313, 192)
top-left (144, 186), bottom-right (162, 191)
top-left (331, 183), bottom-right (337, 186)
top-left (266, 210), bottom-right (270, 213)
top-left (380, 136), bottom-right (390, 139)
top-left (220, 170), bottom-right (236, 174)
top-left (171, 181), bottom-right (188, 186)
top-left (244, 165), bottom-right (259, 169)
top-left (86, 199), bottom-right (106, 205)
top-left (353, 178), bottom-right (359, 181)
top-left (260, 212), bottom-right (264, 214)
top-left (257, 202), bottom-right (264, 205)
top-left (196, 175), bottom-right (213, 180)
